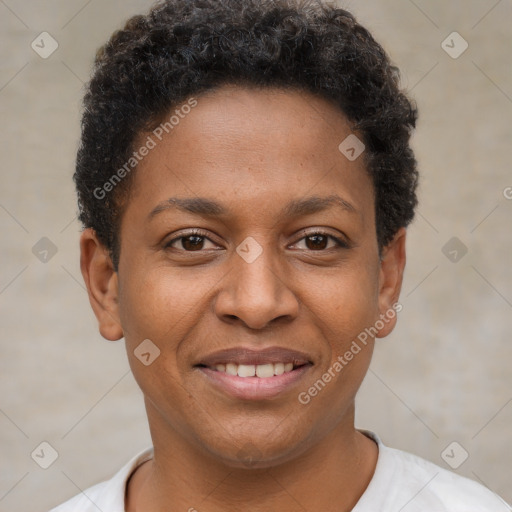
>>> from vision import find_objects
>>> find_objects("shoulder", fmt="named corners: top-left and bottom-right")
top-left (387, 445), bottom-right (508, 511)
top-left (356, 431), bottom-right (510, 512)
top-left (47, 447), bottom-right (154, 512)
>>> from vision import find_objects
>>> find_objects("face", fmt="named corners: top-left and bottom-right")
top-left (81, 85), bottom-right (405, 468)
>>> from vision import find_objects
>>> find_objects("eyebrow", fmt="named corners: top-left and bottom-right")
top-left (148, 194), bottom-right (357, 220)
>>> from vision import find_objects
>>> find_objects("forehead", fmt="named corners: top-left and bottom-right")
top-left (157, 85), bottom-right (354, 161)
top-left (128, 85), bottom-right (374, 225)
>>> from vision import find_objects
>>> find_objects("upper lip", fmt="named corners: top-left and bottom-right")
top-left (196, 347), bottom-right (313, 367)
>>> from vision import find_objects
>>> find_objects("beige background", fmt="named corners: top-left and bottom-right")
top-left (1, 0), bottom-right (511, 510)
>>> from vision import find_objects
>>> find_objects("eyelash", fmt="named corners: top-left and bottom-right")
top-left (164, 228), bottom-right (349, 252)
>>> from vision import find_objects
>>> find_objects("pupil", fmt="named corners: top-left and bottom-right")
top-left (307, 235), bottom-right (327, 250)
top-left (184, 236), bottom-right (203, 250)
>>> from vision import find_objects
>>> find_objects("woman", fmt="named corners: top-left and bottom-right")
top-left (50, 0), bottom-right (510, 510)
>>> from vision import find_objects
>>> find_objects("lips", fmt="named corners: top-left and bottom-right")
top-left (195, 347), bottom-right (313, 399)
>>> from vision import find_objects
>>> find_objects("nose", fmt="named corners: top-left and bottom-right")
top-left (213, 242), bottom-right (300, 331)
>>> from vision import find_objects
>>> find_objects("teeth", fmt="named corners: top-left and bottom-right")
top-left (256, 363), bottom-right (274, 378)
top-left (214, 362), bottom-right (297, 378)
top-left (237, 364), bottom-right (256, 377)
top-left (225, 363), bottom-right (237, 376)
top-left (274, 362), bottom-right (285, 375)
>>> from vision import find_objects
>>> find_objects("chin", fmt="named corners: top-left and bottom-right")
top-left (198, 428), bottom-right (311, 470)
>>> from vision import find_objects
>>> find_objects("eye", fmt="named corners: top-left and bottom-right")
top-left (164, 229), bottom-right (218, 252)
top-left (291, 230), bottom-right (349, 251)
top-left (164, 229), bottom-right (349, 253)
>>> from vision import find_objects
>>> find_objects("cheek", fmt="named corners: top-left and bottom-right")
top-left (310, 261), bottom-right (381, 343)
top-left (302, 259), bottom-right (380, 406)
top-left (116, 266), bottom-right (198, 420)
top-left (297, 272), bottom-right (378, 423)
top-left (118, 264), bottom-right (205, 345)
top-left (116, 263), bottom-right (226, 398)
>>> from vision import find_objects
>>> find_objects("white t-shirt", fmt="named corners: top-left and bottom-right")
top-left (49, 430), bottom-right (510, 512)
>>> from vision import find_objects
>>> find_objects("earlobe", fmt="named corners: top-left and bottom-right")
top-left (375, 227), bottom-right (407, 339)
top-left (79, 228), bottom-right (124, 341)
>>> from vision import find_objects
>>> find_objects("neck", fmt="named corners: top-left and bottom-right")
top-left (126, 402), bottom-right (378, 512)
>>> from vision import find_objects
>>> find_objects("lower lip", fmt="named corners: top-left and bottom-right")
top-left (197, 365), bottom-right (312, 400)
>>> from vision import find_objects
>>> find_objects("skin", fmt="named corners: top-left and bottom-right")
top-left (80, 84), bottom-right (406, 512)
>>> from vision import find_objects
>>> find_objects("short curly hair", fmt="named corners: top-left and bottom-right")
top-left (75, 0), bottom-right (419, 270)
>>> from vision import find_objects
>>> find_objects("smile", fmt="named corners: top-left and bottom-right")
top-left (209, 362), bottom-right (296, 378)
top-left (195, 346), bottom-right (313, 400)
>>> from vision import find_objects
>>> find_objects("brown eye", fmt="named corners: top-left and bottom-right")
top-left (177, 235), bottom-right (206, 251)
top-left (308, 234), bottom-right (329, 250)
top-left (164, 230), bottom-right (218, 251)
top-left (293, 231), bottom-right (348, 251)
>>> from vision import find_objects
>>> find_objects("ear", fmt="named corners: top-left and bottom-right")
top-left (79, 228), bottom-right (123, 341)
top-left (375, 227), bottom-right (407, 339)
